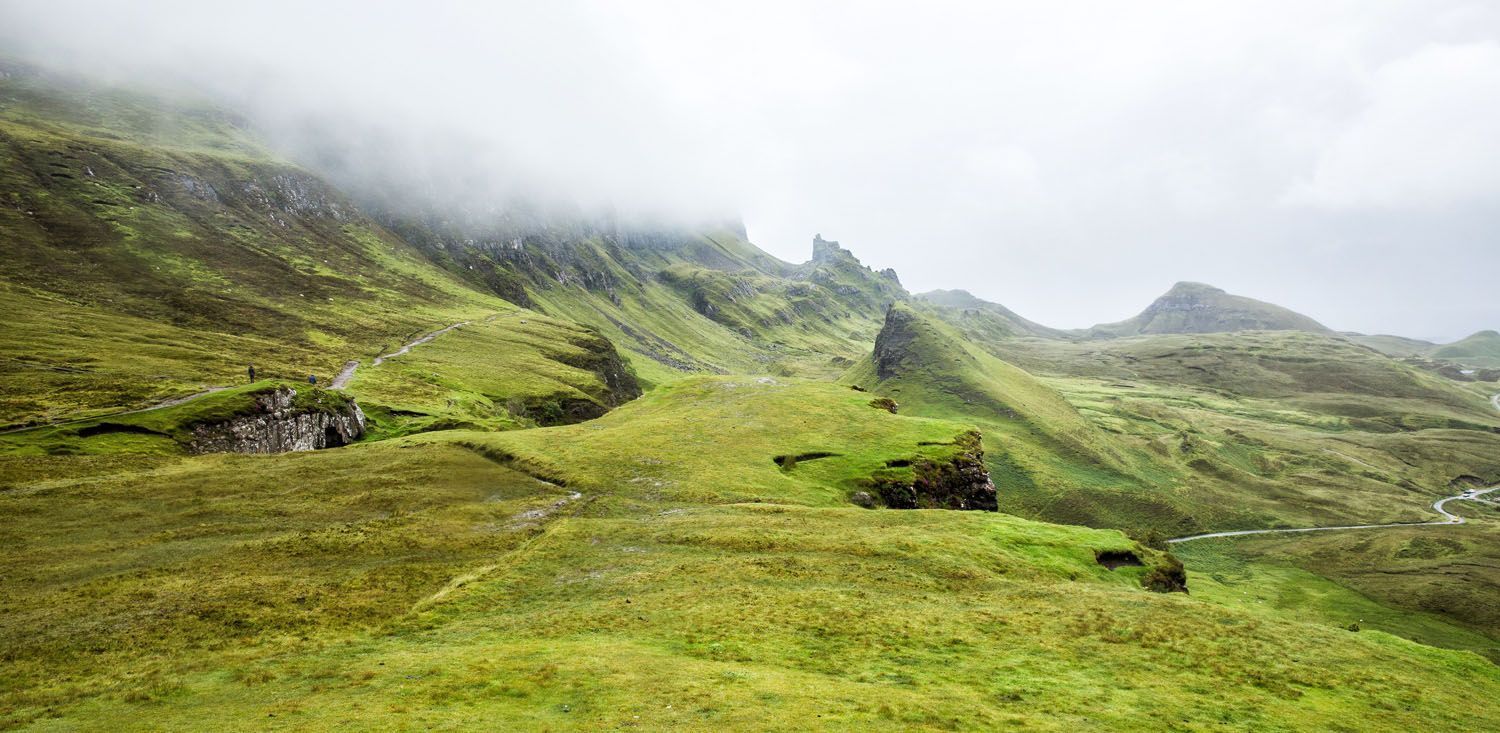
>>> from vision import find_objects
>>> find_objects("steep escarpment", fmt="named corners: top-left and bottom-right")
top-left (0, 64), bottom-right (516, 424)
top-left (0, 67), bottom-right (485, 335)
top-left (1087, 282), bottom-right (1330, 338)
top-left (379, 216), bottom-right (908, 379)
top-left (188, 386), bottom-right (364, 454)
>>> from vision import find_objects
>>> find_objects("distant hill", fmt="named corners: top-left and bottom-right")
top-left (1433, 330), bottom-right (1500, 368)
top-left (914, 289), bottom-right (1073, 340)
top-left (1343, 333), bottom-right (1438, 358)
top-left (1086, 281), bottom-right (1330, 338)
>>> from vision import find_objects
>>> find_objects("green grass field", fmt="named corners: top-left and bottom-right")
top-left (6, 378), bottom-right (1500, 731)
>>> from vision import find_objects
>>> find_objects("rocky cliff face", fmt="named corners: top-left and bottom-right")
top-left (867, 431), bottom-right (998, 511)
top-left (188, 387), bottom-right (365, 454)
top-left (872, 304), bottom-right (921, 379)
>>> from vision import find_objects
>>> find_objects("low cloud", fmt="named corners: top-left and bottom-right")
top-left (1, 1), bottom-right (1497, 340)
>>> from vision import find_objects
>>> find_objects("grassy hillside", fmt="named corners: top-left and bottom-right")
top-left (927, 323), bottom-right (1500, 657)
top-left (377, 207), bottom-right (906, 384)
top-left (343, 311), bottom-right (640, 437)
top-left (915, 289), bottom-right (1074, 340)
top-left (0, 63), bottom-right (524, 427)
top-left (999, 330), bottom-right (1498, 426)
top-left (1177, 533), bottom-right (1500, 660)
top-left (1433, 330), bottom-right (1500, 368)
top-left (842, 303), bottom-right (1125, 468)
top-left (1177, 515), bottom-right (1500, 661)
top-left (6, 60), bottom-right (1500, 732)
top-left (516, 233), bottom-right (906, 383)
top-left (0, 62), bottom-right (913, 428)
top-left (839, 307), bottom-right (1500, 537)
top-left (6, 378), bottom-right (1500, 730)
top-left (526, 237), bottom-right (897, 386)
top-left (842, 304), bottom-right (1207, 531)
top-left (1344, 332), bottom-right (1438, 358)
top-left (1087, 282), bottom-right (1330, 338)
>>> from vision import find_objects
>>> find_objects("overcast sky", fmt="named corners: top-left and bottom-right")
top-left (3, 1), bottom-right (1498, 341)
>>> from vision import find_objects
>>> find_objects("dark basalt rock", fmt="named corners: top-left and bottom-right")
top-left (871, 305), bottom-right (921, 379)
top-left (866, 431), bottom-right (997, 511)
top-left (1141, 553), bottom-right (1189, 593)
top-left (188, 387), bottom-right (365, 454)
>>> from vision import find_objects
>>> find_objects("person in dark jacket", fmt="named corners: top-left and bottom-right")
top-left (308, 374), bottom-right (317, 385)
top-left (248, 365), bottom-right (256, 383)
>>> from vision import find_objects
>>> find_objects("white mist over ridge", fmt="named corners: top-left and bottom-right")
top-left (2, 0), bottom-right (1498, 340)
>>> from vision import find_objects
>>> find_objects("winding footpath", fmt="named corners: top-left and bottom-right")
top-left (0, 320), bottom-right (472, 434)
top-left (329, 320), bottom-right (470, 389)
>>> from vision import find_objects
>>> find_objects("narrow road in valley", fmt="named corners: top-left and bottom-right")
top-left (1, 320), bottom-right (473, 434)
top-left (1168, 486), bottom-right (1500, 544)
top-left (1170, 392), bottom-right (1500, 544)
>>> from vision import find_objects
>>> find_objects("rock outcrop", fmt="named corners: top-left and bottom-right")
top-left (866, 431), bottom-right (998, 511)
top-left (871, 304), bottom-right (922, 379)
top-left (188, 387), bottom-right (365, 454)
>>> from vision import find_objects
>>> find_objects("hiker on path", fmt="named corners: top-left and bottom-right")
top-left (248, 365), bottom-right (256, 383)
